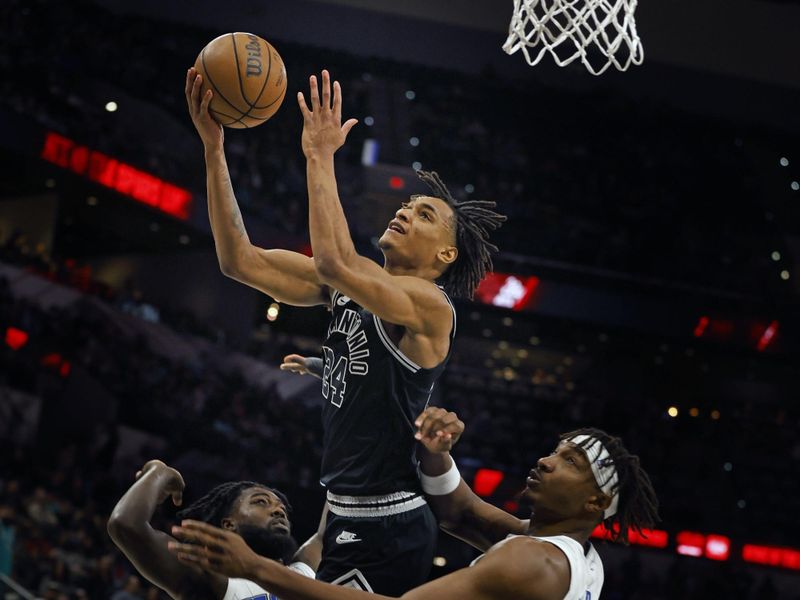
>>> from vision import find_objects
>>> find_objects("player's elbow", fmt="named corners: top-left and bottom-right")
top-left (313, 256), bottom-right (347, 284)
top-left (218, 257), bottom-right (241, 279)
top-left (106, 512), bottom-right (129, 543)
top-left (218, 246), bottom-right (253, 280)
top-left (106, 507), bottom-right (142, 544)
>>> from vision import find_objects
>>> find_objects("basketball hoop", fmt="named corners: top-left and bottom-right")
top-left (503, 0), bottom-right (644, 76)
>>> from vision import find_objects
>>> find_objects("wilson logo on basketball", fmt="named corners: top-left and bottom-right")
top-left (245, 34), bottom-right (262, 77)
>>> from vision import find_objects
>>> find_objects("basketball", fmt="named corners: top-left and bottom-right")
top-left (193, 32), bottom-right (287, 129)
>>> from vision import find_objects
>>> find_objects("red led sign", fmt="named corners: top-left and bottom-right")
top-left (475, 273), bottom-right (540, 311)
top-left (591, 525), bottom-right (669, 549)
top-left (473, 468), bottom-right (504, 497)
top-left (5, 327), bottom-right (29, 350)
top-left (743, 545), bottom-right (800, 570)
top-left (41, 132), bottom-right (192, 220)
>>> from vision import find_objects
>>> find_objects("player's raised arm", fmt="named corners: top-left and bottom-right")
top-left (107, 460), bottom-right (224, 599)
top-left (414, 408), bottom-right (528, 551)
top-left (296, 70), bottom-right (455, 337)
top-left (185, 68), bottom-right (327, 307)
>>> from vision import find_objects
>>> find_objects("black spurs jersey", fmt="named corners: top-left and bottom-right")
top-left (319, 288), bottom-right (456, 495)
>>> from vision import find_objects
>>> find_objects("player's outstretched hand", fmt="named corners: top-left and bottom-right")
top-left (414, 407), bottom-right (464, 454)
top-left (185, 67), bottom-right (224, 152)
top-left (169, 520), bottom-right (260, 579)
top-left (135, 459), bottom-right (185, 507)
top-left (297, 69), bottom-right (358, 159)
top-left (279, 354), bottom-right (324, 379)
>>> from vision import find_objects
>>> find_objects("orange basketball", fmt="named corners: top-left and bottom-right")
top-left (193, 32), bottom-right (287, 129)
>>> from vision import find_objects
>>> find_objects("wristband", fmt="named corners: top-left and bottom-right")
top-left (418, 459), bottom-right (461, 496)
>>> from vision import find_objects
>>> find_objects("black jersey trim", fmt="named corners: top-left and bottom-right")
top-left (373, 315), bottom-right (421, 372)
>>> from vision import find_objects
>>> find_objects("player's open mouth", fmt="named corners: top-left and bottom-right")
top-left (271, 519), bottom-right (290, 532)
top-left (526, 470), bottom-right (541, 487)
top-left (387, 220), bottom-right (406, 234)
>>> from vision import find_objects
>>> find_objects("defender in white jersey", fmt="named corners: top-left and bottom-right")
top-left (108, 460), bottom-right (323, 600)
top-left (168, 412), bottom-right (658, 600)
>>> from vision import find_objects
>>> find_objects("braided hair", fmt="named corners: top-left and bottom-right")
top-left (415, 170), bottom-right (506, 299)
top-left (561, 427), bottom-right (660, 545)
top-left (176, 481), bottom-right (292, 526)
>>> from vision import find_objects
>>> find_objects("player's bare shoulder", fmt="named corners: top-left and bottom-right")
top-left (476, 536), bottom-right (571, 600)
top-left (398, 275), bottom-right (454, 336)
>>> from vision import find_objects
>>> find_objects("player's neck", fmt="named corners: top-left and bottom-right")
top-left (526, 517), bottom-right (592, 546)
top-left (383, 257), bottom-right (437, 282)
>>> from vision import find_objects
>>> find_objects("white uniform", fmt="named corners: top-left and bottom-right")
top-left (222, 562), bottom-right (315, 600)
top-left (471, 534), bottom-right (604, 600)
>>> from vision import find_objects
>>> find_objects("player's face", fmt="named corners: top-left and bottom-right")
top-left (229, 486), bottom-right (291, 535)
top-left (225, 486), bottom-right (299, 563)
top-left (378, 196), bottom-right (456, 267)
top-left (520, 442), bottom-right (601, 519)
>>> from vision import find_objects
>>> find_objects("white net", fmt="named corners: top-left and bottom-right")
top-left (503, 0), bottom-right (644, 76)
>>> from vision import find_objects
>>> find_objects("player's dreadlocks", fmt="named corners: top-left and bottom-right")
top-left (561, 427), bottom-right (660, 545)
top-left (415, 170), bottom-right (506, 299)
top-left (176, 481), bottom-right (292, 526)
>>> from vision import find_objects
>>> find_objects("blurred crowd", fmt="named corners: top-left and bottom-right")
top-left (1, 0), bottom-right (792, 298)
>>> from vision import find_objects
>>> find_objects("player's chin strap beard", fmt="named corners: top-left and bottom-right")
top-left (569, 435), bottom-right (619, 519)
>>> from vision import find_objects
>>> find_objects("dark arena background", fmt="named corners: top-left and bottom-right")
top-left (1, 0), bottom-right (800, 598)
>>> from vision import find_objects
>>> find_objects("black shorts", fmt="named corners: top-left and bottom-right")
top-left (316, 491), bottom-right (438, 595)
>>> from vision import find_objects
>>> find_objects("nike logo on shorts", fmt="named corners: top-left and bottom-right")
top-left (335, 530), bottom-right (362, 544)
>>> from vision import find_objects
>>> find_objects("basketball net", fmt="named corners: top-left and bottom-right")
top-left (503, 0), bottom-right (644, 76)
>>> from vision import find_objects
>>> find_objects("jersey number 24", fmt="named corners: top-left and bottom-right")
top-left (322, 346), bottom-right (347, 407)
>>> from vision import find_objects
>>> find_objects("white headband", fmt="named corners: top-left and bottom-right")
top-left (570, 434), bottom-right (619, 519)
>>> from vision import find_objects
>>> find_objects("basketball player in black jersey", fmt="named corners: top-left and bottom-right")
top-left (186, 67), bottom-right (504, 593)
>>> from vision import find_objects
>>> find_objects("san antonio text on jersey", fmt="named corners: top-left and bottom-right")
top-left (319, 289), bottom-right (456, 495)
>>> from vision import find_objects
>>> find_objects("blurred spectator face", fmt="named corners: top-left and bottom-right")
top-left (125, 575), bottom-right (141, 593)
top-left (377, 196), bottom-right (457, 274)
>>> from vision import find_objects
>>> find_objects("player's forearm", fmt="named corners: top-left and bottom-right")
top-left (418, 451), bottom-right (467, 529)
top-left (204, 147), bottom-right (254, 275)
top-left (107, 469), bottom-right (168, 535)
top-left (305, 154), bottom-right (358, 279)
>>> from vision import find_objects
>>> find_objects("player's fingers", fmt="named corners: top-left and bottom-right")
top-left (333, 81), bottom-right (342, 119)
top-left (341, 118), bottom-right (358, 137)
top-left (199, 88), bottom-right (212, 117)
top-left (172, 491), bottom-right (183, 507)
top-left (180, 520), bottom-right (229, 541)
top-left (185, 68), bottom-right (195, 110)
top-left (321, 70), bottom-right (331, 110)
top-left (414, 406), bottom-right (442, 427)
top-left (297, 92), bottom-right (311, 119)
top-left (309, 75), bottom-right (320, 110)
top-left (415, 406), bottom-right (444, 430)
top-left (190, 74), bottom-right (203, 113)
top-left (283, 354), bottom-right (305, 364)
top-left (418, 410), bottom-right (447, 439)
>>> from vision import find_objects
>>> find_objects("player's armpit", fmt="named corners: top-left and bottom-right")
top-left (315, 254), bottom-right (452, 337)
top-left (227, 246), bottom-right (329, 307)
top-left (433, 479), bottom-right (528, 552)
